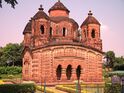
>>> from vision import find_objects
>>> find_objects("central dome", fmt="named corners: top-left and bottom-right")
top-left (48, 0), bottom-right (70, 17)
top-left (48, 0), bottom-right (70, 13)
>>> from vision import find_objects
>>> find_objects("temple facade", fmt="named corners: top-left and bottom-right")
top-left (22, 1), bottom-right (103, 85)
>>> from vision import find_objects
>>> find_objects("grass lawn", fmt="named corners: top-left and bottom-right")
top-left (0, 74), bottom-right (22, 79)
top-left (0, 74), bottom-right (22, 84)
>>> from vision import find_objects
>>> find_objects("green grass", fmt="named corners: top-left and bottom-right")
top-left (0, 74), bottom-right (22, 79)
top-left (0, 74), bottom-right (22, 84)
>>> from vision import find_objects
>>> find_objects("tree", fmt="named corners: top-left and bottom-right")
top-left (0, 47), bottom-right (3, 57)
top-left (115, 56), bottom-right (124, 65)
top-left (0, 47), bottom-right (3, 65)
top-left (0, 43), bottom-right (23, 66)
top-left (104, 51), bottom-right (115, 71)
top-left (0, 0), bottom-right (18, 8)
top-left (114, 56), bottom-right (124, 70)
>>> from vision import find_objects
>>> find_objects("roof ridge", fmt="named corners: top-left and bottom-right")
top-left (33, 7), bottom-right (49, 20)
top-left (48, 1), bottom-right (70, 13)
top-left (81, 12), bottom-right (100, 27)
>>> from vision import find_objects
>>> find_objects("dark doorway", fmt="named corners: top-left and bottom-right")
top-left (66, 65), bottom-right (72, 80)
top-left (56, 65), bottom-right (62, 80)
top-left (76, 65), bottom-right (81, 80)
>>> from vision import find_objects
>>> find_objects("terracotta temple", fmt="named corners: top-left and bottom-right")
top-left (22, 1), bottom-right (103, 85)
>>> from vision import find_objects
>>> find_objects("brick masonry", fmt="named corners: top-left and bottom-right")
top-left (22, 1), bottom-right (104, 85)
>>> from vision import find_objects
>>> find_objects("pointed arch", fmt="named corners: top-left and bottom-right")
top-left (66, 65), bottom-right (72, 80)
top-left (56, 65), bottom-right (62, 80)
top-left (76, 65), bottom-right (81, 80)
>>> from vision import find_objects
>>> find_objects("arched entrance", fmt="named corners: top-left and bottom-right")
top-left (66, 65), bottom-right (72, 80)
top-left (56, 65), bottom-right (62, 80)
top-left (76, 65), bottom-right (81, 80)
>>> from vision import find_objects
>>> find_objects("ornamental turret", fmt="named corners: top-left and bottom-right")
top-left (81, 11), bottom-right (102, 51)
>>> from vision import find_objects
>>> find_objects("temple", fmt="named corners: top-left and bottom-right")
top-left (22, 1), bottom-right (103, 85)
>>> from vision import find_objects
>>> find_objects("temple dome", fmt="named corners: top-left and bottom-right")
top-left (33, 5), bottom-right (49, 20)
top-left (81, 11), bottom-right (100, 27)
top-left (48, 0), bottom-right (70, 13)
top-left (23, 21), bottom-right (31, 34)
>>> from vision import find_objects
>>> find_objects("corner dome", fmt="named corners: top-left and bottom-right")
top-left (81, 11), bottom-right (100, 27)
top-left (23, 21), bottom-right (31, 34)
top-left (48, 0), bottom-right (70, 13)
top-left (33, 5), bottom-right (49, 20)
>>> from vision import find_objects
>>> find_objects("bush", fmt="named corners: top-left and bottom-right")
top-left (104, 83), bottom-right (121, 93)
top-left (0, 66), bottom-right (22, 75)
top-left (0, 83), bottom-right (36, 93)
top-left (0, 74), bottom-right (21, 79)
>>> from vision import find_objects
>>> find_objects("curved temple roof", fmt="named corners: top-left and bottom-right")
top-left (48, 0), bottom-right (70, 13)
top-left (50, 16), bottom-right (79, 28)
top-left (81, 11), bottom-right (100, 27)
top-left (33, 5), bottom-right (49, 20)
top-left (23, 21), bottom-right (31, 34)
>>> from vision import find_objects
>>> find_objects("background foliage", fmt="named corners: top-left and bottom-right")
top-left (0, 0), bottom-right (18, 8)
top-left (0, 83), bottom-right (36, 93)
top-left (0, 43), bottom-right (23, 66)
top-left (0, 66), bottom-right (22, 75)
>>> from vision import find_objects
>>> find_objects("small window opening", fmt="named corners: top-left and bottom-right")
top-left (40, 25), bottom-right (44, 34)
top-left (50, 27), bottom-right (52, 37)
top-left (63, 27), bottom-right (66, 36)
top-left (91, 29), bottom-right (95, 38)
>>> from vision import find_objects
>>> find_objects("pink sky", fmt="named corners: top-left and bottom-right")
top-left (0, 0), bottom-right (124, 56)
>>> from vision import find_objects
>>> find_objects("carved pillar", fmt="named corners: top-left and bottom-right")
top-left (61, 68), bottom-right (67, 82)
top-left (71, 68), bottom-right (77, 81)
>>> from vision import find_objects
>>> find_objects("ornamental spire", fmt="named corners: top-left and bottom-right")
top-left (39, 4), bottom-right (44, 10)
top-left (88, 10), bottom-right (93, 16)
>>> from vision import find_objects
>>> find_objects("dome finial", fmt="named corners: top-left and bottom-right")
top-left (88, 10), bottom-right (93, 16)
top-left (39, 4), bottom-right (44, 10)
top-left (58, 0), bottom-right (60, 2)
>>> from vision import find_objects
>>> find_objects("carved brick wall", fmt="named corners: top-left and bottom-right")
top-left (23, 45), bottom-right (103, 84)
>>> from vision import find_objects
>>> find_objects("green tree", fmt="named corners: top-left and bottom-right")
top-left (104, 51), bottom-right (115, 71)
top-left (114, 56), bottom-right (124, 70)
top-left (0, 43), bottom-right (23, 66)
top-left (115, 56), bottom-right (124, 65)
top-left (0, 0), bottom-right (18, 8)
top-left (0, 47), bottom-right (3, 57)
top-left (0, 47), bottom-right (3, 65)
